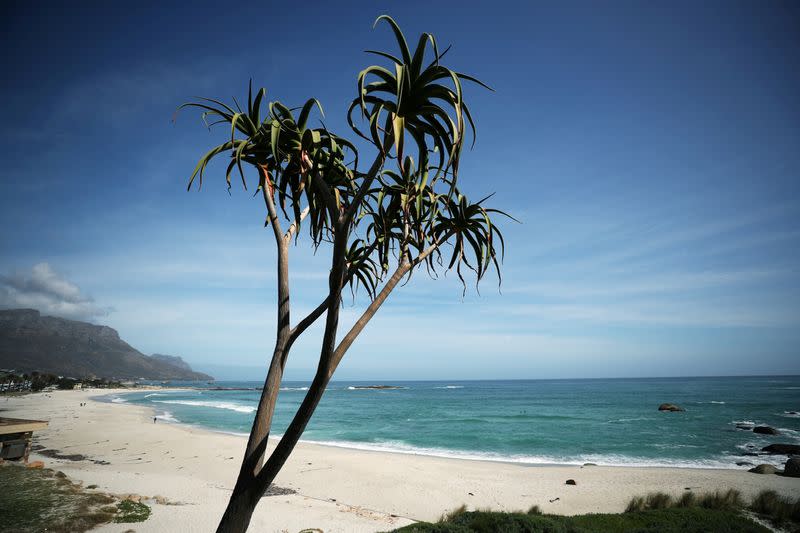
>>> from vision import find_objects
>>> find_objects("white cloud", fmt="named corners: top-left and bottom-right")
top-left (0, 263), bottom-right (112, 321)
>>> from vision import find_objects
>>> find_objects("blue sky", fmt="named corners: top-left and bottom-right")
top-left (1, 1), bottom-right (798, 380)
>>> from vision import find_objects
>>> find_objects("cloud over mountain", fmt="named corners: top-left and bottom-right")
top-left (0, 263), bottom-right (112, 321)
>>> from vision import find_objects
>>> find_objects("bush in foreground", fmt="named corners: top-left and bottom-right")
top-left (392, 488), bottom-right (800, 533)
top-left (392, 507), bottom-right (771, 533)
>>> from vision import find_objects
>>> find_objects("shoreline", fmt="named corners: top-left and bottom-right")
top-left (3, 389), bottom-right (798, 532)
top-left (97, 389), bottom-right (790, 472)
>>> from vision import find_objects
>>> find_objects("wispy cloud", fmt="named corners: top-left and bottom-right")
top-left (0, 263), bottom-right (113, 321)
top-left (508, 269), bottom-right (786, 300)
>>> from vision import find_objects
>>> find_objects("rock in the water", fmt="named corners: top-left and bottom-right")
top-left (565, 479), bottom-right (577, 485)
top-left (784, 458), bottom-right (800, 478)
top-left (741, 452), bottom-right (760, 457)
top-left (736, 461), bottom-right (755, 467)
top-left (658, 403), bottom-right (685, 412)
top-left (753, 426), bottom-right (780, 435)
top-left (749, 464), bottom-right (778, 475)
top-left (761, 444), bottom-right (800, 455)
top-left (735, 423), bottom-right (754, 430)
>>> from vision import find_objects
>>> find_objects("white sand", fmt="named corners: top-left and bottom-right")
top-left (2, 389), bottom-right (798, 532)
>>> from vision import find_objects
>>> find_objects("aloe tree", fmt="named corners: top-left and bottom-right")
top-left (180, 16), bottom-right (511, 533)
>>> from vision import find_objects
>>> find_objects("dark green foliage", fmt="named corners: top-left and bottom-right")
top-left (625, 489), bottom-right (745, 513)
top-left (568, 508), bottom-right (771, 533)
top-left (391, 508), bottom-right (772, 533)
top-left (114, 499), bottom-right (152, 523)
top-left (0, 463), bottom-right (123, 532)
top-left (181, 16), bottom-right (512, 297)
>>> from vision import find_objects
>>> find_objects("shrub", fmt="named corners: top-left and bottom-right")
top-left (697, 489), bottom-right (743, 510)
top-left (749, 490), bottom-right (800, 525)
top-left (114, 500), bottom-right (151, 523)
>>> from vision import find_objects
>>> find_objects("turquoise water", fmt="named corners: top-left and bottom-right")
top-left (105, 376), bottom-right (800, 469)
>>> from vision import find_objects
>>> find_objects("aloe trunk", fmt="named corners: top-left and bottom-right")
top-left (182, 15), bottom-right (508, 533)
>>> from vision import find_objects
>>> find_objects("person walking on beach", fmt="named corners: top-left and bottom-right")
top-left (153, 416), bottom-right (157, 423)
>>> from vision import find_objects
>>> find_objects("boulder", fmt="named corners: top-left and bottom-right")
top-left (784, 457), bottom-right (800, 478)
top-left (748, 464), bottom-right (778, 475)
top-left (658, 403), bottom-right (685, 412)
top-left (761, 444), bottom-right (800, 455)
top-left (753, 426), bottom-right (780, 435)
top-left (565, 479), bottom-right (577, 485)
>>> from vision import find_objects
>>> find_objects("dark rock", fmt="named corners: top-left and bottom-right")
top-left (784, 457), bottom-right (800, 478)
top-left (735, 423), bottom-right (754, 430)
top-left (748, 464), bottom-right (778, 475)
top-left (582, 463), bottom-right (597, 467)
top-left (741, 452), bottom-right (760, 457)
top-left (736, 462), bottom-right (755, 467)
top-left (658, 403), bottom-right (685, 412)
top-left (565, 479), bottom-right (577, 485)
top-left (753, 426), bottom-right (780, 435)
top-left (762, 444), bottom-right (800, 455)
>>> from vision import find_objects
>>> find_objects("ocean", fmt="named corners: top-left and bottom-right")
top-left (104, 376), bottom-right (800, 469)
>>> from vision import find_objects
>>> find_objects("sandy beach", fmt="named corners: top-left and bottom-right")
top-left (2, 389), bottom-right (798, 532)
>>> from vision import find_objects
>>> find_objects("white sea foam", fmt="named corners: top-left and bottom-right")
top-left (346, 386), bottom-right (409, 390)
top-left (606, 417), bottom-right (650, 423)
top-left (434, 385), bottom-right (464, 389)
top-left (710, 401), bottom-right (725, 404)
top-left (111, 397), bottom-right (127, 403)
top-left (296, 438), bottom-right (748, 469)
top-left (280, 387), bottom-right (309, 391)
top-left (151, 400), bottom-right (256, 414)
top-left (156, 410), bottom-right (179, 423)
top-left (781, 411), bottom-right (800, 418)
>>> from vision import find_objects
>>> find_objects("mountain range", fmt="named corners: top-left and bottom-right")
top-left (0, 308), bottom-right (213, 381)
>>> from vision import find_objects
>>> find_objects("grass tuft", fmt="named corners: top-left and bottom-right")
top-left (749, 490), bottom-right (800, 525)
top-left (625, 492), bottom-right (673, 512)
top-left (697, 489), bottom-right (744, 510)
top-left (438, 504), bottom-right (467, 523)
top-left (676, 492), bottom-right (696, 508)
top-left (625, 495), bottom-right (645, 513)
top-left (527, 504), bottom-right (542, 515)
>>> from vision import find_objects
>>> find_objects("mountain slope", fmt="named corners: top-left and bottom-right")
top-left (0, 309), bottom-right (213, 380)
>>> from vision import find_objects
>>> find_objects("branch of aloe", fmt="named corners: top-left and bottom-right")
top-left (259, 168), bottom-right (284, 242)
top-left (342, 129), bottom-right (393, 227)
top-left (330, 229), bottom-right (454, 371)
top-left (284, 206), bottom-right (310, 242)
